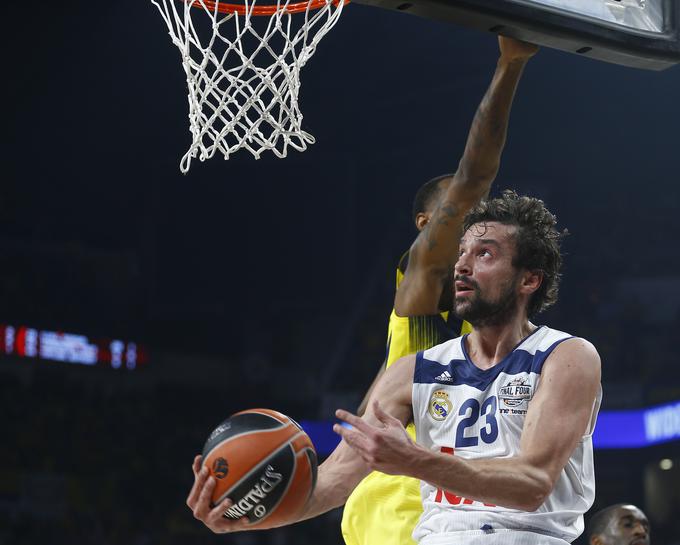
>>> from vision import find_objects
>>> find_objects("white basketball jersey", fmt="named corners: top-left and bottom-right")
top-left (412, 326), bottom-right (601, 545)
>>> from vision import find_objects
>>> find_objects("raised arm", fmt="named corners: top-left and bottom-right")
top-left (338, 338), bottom-right (601, 511)
top-left (395, 37), bottom-right (538, 316)
top-left (187, 355), bottom-right (416, 534)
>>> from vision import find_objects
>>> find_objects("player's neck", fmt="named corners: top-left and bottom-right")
top-left (466, 318), bottom-right (536, 370)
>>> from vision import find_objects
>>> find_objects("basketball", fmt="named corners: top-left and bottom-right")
top-left (200, 408), bottom-right (318, 527)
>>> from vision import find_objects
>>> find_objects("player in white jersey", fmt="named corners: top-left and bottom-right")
top-left (411, 325), bottom-right (599, 544)
top-left (187, 191), bottom-right (602, 545)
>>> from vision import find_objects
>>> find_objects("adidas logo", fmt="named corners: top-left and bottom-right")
top-left (435, 370), bottom-right (453, 383)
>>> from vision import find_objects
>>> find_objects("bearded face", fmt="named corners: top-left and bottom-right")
top-left (453, 222), bottom-right (527, 327)
top-left (453, 270), bottom-right (520, 327)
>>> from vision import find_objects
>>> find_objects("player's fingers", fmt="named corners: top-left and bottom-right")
top-left (374, 401), bottom-right (404, 428)
top-left (373, 400), bottom-right (400, 427)
top-left (192, 455), bottom-right (203, 475)
top-left (333, 423), bottom-right (369, 453)
top-left (193, 475), bottom-right (217, 520)
top-left (208, 499), bottom-right (234, 526)
top-left (187, 466), bottom-right (209, 509)
top-left (214, 517), bottom-right (251, 534)
top-left (335, 409), bottom-right (374, 435)
top-left (209, 498), bottom-right (232, 522)
top-left (208, 499), bottom-right (250, 534)
top-left (334, 424), bottom-right (381, 466)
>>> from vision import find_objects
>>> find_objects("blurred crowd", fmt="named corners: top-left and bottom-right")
top-left (0, 367), bottom-right (345, 545)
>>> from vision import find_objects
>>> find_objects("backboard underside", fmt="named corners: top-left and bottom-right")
top-left (353, 0), bottom-right (680, 70)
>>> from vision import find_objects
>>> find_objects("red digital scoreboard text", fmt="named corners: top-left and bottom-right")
top-left (0, 324), bottom-right (148, 370)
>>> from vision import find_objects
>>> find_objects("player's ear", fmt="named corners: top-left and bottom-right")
top-left (415, 212), bottom-right (430, 231)
top-left (589, 535), bottom-right (604, 545)
top-left (520, 269), bottom-right (543, 295)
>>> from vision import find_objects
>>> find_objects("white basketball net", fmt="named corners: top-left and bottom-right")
top-left (151, 0), bottom-right (345, 173)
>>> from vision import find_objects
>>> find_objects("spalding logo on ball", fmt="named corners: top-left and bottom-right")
top-left (201, 408), bottom-right (318, 527)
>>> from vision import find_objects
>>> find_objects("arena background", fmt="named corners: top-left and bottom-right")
top-left (2, 1), bottom-right (680, 544)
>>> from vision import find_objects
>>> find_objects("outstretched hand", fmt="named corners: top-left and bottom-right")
top-left (186, 455), bottom-right (250, 534)
top-left (333, 401), bottom-right (423, 476)
top-left (499, 36), bottom-right (539, 62)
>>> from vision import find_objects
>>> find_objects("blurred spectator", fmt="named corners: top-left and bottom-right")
top-left (586, 504), bottom-right (650, 545)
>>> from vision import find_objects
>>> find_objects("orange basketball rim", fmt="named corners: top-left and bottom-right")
top-left (184, 0), bottom-right (347, 17)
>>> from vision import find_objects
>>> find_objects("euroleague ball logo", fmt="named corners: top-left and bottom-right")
top-left (429, 390), bottom-right (451, 421)
top-left (213, 457), bottom-right (229, 479)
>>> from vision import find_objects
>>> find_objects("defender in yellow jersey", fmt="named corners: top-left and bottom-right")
top-left (341, 37), bottom-right (539, 545)
top-left (385, 253), bottom-right (473, 369)
top-left (343, 253), bottom-right (472, 545)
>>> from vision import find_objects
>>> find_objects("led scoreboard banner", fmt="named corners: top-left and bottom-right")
top-left (354, 0), bottom-right (680, 70)
top-left (0, 324), bottom-right (147, 370)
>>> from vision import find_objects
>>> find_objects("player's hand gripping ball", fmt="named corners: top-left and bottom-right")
top-left (200, 409), bottom-right (318, 527)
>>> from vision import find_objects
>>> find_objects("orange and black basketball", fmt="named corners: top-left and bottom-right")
top-left (201, 408), bottom-right (318, 527)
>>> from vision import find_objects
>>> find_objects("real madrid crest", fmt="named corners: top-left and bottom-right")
top-left (429, 390), bottom-right (452, 421)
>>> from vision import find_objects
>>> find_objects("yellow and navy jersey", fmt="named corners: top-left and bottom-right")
top-left (385, 252), bottom-right (471, 368)
top-left (341, 252), bottom-right (471, 545)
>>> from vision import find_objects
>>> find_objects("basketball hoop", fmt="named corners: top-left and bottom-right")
top-left (151, 0), bottom-right (346, 173)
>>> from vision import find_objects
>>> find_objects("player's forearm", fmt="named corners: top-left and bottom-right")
top-left (454, 55), bottom-right (529, 191)
top-left (298, 476), bottom-right (348, 521)
top-left (254, 466), bottom-right (353, 530)
top-left (411, 449), bottom-right (553, 512)
top-left (295, 450), bottom-right (369, 524)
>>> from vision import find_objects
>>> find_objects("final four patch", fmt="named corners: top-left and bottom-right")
top-left (498, 376), bottom-right (533, 412)
top-left (429, 390), bottom-right (452, 421)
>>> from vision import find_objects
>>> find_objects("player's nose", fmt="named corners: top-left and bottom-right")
top-left (633, 521), bottom-right (648, 536)
top-left (454, 253), bottom-right (472, 276)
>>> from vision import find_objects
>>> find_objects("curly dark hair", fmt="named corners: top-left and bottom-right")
top-left (462, 190), bottom-right (567, 318)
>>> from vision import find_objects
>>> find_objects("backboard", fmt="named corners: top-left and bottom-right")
top-left (353, 0), bottom-right (680, 70)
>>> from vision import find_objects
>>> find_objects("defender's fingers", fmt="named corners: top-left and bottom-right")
top-left (187, 466), bottom-right (210, 509)
top-left (335, 409), bottom-right (374, 435)
top-left (193, 475), bottom-right (217, 520)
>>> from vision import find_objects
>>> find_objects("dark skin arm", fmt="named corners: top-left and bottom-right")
top-left (358, 37), bottom-right (537, 416)
top-left (395, 36), bottom-right (538, 317)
